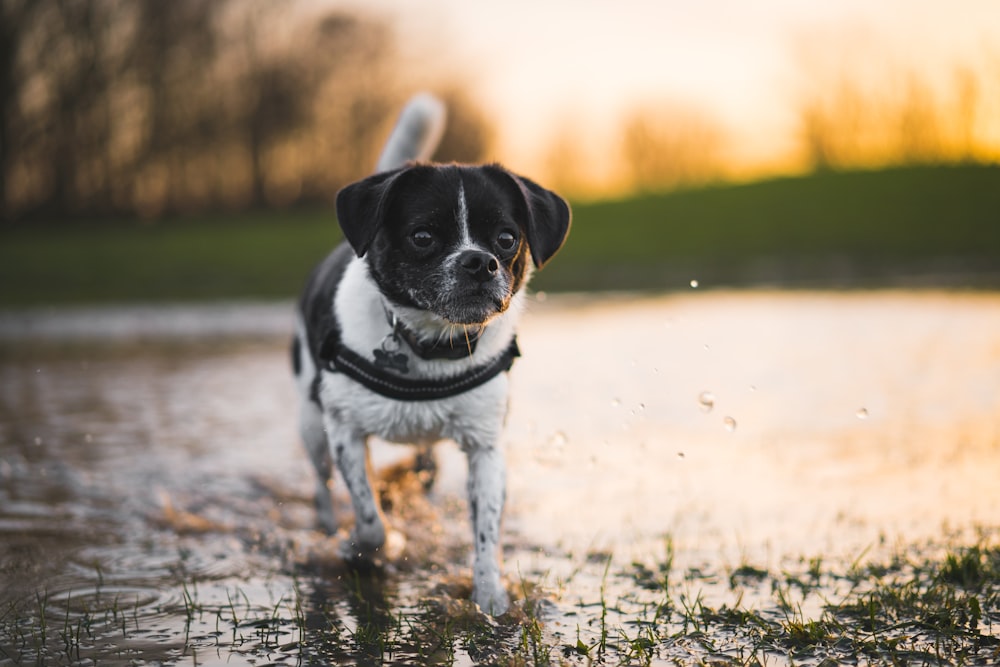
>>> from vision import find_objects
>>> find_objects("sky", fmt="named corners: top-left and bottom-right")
top-left (322, 0), bottom-right (1000, 191)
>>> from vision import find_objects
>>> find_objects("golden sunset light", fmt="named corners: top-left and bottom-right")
top-left (4, 0), bottom-right (998, 218)
top-left (325, 0), bottom-right (1000, 195)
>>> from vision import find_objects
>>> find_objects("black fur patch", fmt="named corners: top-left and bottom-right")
top-left (290, 335), bottom-right (302, 376)
top-left (296, 241), bottom-right (354, 405)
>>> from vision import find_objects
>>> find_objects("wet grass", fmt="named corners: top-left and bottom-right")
top-left (3, 534), bottom-right (998, 665)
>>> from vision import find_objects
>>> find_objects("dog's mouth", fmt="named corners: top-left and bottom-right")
top-left (391, 266), bottom-right (516, 328)
top-left (437, 292), bottom-right (510, 326)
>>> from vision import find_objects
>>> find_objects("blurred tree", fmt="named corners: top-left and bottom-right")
top-left (620, 102), bottom-right (724, 193)
top-left (1, 0), bottom-right (228, 219)
top-left (0, 0), bottom-right (494, 222)
top-left (895, 74), bottom-right (944, 165)
top-left (543, 119), bottom-right (591, 198)
top-left (237, 2), bottom-right (324, 209)
top-left (131, 0), bottom-right (226, 215)
top-left (799, 78), bottom-right (868, 171)
top-left (794, 46), bottom-right (993, 172)
top-left (431, 87), bottom-right (494, 164)
top-left (952, 66), bottom-right (979, 162)
top-left (7, 0), bottom-right (123, 217)
top-left (232, 5), bottom-right (400, 209)
top-left (310, 12), bottom-right (399, 193)
top-left (0, 0), bottom-right (40, 222)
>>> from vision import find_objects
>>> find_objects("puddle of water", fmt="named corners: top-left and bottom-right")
top-left (506, 291), bottom-right (1000, 560)
top-left (1, 291), bottom-right (999, 664)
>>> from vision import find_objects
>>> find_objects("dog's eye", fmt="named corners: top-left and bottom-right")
top-left (411, 229), bottom-right (434, 248)
top-left (496, 230), bottom-right (517, 250)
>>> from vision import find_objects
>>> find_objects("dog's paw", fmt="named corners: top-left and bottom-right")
top-left (471, 580), bottom-right (510, 616)
top-left (337, 527), bottom-right (405, 567)
top-left (337, 528), bottom-right (381, 564)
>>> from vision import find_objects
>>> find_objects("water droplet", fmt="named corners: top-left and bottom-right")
top-left (749, 385), bottom-right (757, 393)
top-left (611, 398), bottom-right (621, 408)
top-left (723, 416), bottom-right (737, 432)
top-left (548, 431), bottom-right (568, 448)
top-left (856, 408), bottom-right (869, 420)
top-left (698, 391), bottom-right (715, 412)
top-left (676, 452), bottom-right (686, 460)
top-left (638, 403), bottom-right (646, 411)
top-left (689, 279), bottom-right (699, 288)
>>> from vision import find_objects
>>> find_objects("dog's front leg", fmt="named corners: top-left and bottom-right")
top-left (464, 443), bottom-right (509, 615)
top-left (324, 417), bottom-right (386, 561)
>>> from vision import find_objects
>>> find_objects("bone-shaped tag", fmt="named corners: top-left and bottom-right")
top-left (373, 332), bottom-right (409, 373)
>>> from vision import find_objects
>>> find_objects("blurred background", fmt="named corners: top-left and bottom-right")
top-left (1, 0), bottom-right (999, 303)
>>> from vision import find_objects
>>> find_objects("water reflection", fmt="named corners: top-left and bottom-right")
top-left (504, 291), bottom-right (1000, 564)
top-left (1, 291), bottom-right (998, 663)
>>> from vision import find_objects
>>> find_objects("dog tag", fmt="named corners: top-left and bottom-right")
top-left (373, 332), bottom-right (410, 374)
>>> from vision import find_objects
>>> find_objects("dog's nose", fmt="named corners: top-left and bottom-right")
top-left (460, 250), bottom-right (500, 282)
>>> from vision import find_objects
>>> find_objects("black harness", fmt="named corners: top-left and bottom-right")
top-left (317, 321), bottom-right (520, 402)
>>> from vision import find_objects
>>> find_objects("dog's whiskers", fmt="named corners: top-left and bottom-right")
top-left (463, 324), bottom-right (474, 357)
top-left (444, 323), bottom-right (459, 348)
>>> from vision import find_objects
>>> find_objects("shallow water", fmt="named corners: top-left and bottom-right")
top-left (1, 291), bottom-right (999, 665)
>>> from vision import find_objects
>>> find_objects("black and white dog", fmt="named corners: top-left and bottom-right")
top-left (291, 94), bottom-right (571, 615)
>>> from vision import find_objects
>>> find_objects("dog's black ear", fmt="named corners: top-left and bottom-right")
top-left (486, 165), bottom-right (571, 268)
top-left (335, 167), bottom-right (407, 257)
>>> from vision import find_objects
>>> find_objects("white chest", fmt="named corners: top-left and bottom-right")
top-left (318, 370), bottom-right (509, 448)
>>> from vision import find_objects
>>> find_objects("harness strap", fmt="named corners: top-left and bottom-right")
top-left (318, 328), bottom-right (519, 401)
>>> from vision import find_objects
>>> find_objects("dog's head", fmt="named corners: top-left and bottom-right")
top-left (336, 164), bottom-right (571, 325)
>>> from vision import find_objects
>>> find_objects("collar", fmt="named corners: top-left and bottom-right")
top-left (384, 306), bottom-right (483, 361)
top-left (317, 324), bottom-right (519, 402)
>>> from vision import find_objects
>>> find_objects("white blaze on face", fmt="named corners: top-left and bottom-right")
top-left (456, 181), bottom-right (473, 249)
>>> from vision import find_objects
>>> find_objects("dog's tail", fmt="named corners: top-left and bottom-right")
top-left (375, 93), bottom-right (447, 173)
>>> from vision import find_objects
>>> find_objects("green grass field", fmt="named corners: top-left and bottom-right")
top-left (2, 164), bottom-right (998, 307)
top-left (539, 163), bottom-right (1000, 291)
